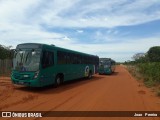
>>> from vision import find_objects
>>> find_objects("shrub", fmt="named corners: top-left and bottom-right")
top-left (137, 62), bottom-right (160, 87)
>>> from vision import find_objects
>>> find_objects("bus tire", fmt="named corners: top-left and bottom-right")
top-left (88, 71), bottom-right (92, 79)
top-left (54, 75), bottom-right (62, 87)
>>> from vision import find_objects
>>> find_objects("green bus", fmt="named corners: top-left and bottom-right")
top-left (98, 58), bottom-right (116, 75)
top-left (11, 43), bottom-right (99, 87)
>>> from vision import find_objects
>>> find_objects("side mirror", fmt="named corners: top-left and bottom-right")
top-left (32, 51), bottom-right (36, 55)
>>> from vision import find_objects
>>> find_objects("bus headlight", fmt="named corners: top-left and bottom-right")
top-left (34, 71), bottom-right (39, 79)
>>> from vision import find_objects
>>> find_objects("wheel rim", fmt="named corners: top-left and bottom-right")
top-left (89, 73), bottom-right (92, 78)
top-left (57, 77), bottom-right (61, 85)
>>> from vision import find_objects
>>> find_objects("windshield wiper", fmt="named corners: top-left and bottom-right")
top-left (25, 52), bottom-right (30, 63)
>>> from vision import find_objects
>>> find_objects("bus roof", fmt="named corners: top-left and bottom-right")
top-left (100, 58), bottom-right (115, 63)
top-left (16, 43), bottom-right (99, 58)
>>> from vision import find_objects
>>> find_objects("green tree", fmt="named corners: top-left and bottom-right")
top-left (0, 45), bottom-right (13, 59)
top-left (132, 53), bottom-right (148, 63)
top-left (147, 46), bottom-right (160, 62)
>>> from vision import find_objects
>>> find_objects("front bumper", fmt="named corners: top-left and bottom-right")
top-left (11, 79), bottom-right (41, 87)
top-left (99, 68), bottom-right (112, 74)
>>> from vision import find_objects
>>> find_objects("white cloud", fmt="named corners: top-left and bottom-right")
top-left (0, 0), bottom-right (160, 28)
top-left (81, 37), bottom-right (159, 53)
top-left (59, 36), bottom-right (160, 62)
top-left (76, 30), bottom-right (84, 33)
top-left (37, 0), bottom-right (160, 28)
top-left (0, 22), bottom-right (74, 48)
top-left (0, 0), bottom-right (41, 23)
top-left (0, 0), bottom-right (160, 62)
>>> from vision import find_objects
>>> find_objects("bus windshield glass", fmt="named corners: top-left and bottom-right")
top-left (100, 60), bottom-right (111, 66)
top-left (13, 49), bottom-right (41, 72)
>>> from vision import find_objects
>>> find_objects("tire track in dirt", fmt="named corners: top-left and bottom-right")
top-left (0, 79), bottom-right (15, 103)
top-left (0, 94), bottom-right (38, 110)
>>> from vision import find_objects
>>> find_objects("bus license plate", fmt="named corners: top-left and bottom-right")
top-left (18, 81), bottom-right (24, 85)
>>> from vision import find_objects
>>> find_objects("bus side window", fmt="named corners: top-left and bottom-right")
top-left (57, 51), bottom-right (65, 64)
top-left (42, 51), bottom-right (54, 68)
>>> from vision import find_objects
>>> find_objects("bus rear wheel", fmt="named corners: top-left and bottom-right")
top-left (54, 75), bottom-right (62, 87)
top-left (88, 71), bottom-right (92, 79)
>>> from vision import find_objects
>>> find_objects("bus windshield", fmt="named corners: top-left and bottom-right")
top-left (100, 60), bottom-right (111, 66)
top-left (13, 49), bottom-right (41, 72)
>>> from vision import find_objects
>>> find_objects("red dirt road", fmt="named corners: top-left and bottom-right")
top-left (0, 65), bottom-right (160, 120)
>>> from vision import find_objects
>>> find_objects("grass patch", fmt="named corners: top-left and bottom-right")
top-left (126, 65), bottom-right (143, 81)
top-left (144, 79), bottom-right (155, 88)
top-left (126, 62), bottom-right (160, 97)
top-left (157, 90), bottom-right (160, 96)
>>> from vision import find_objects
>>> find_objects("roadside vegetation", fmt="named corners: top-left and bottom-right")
top-left (0, 44), bottom-right (13, 59)
top-left (0, 45), bottom-right (13, 76)
top-left (125, 46), bottom-right (160, 96)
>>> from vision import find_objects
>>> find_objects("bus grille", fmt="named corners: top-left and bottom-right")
top-left (13, 74), bottom-right (31, 80)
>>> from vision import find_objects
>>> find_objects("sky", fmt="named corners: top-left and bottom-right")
top-left (0, 0), bottom-right (160, 62)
